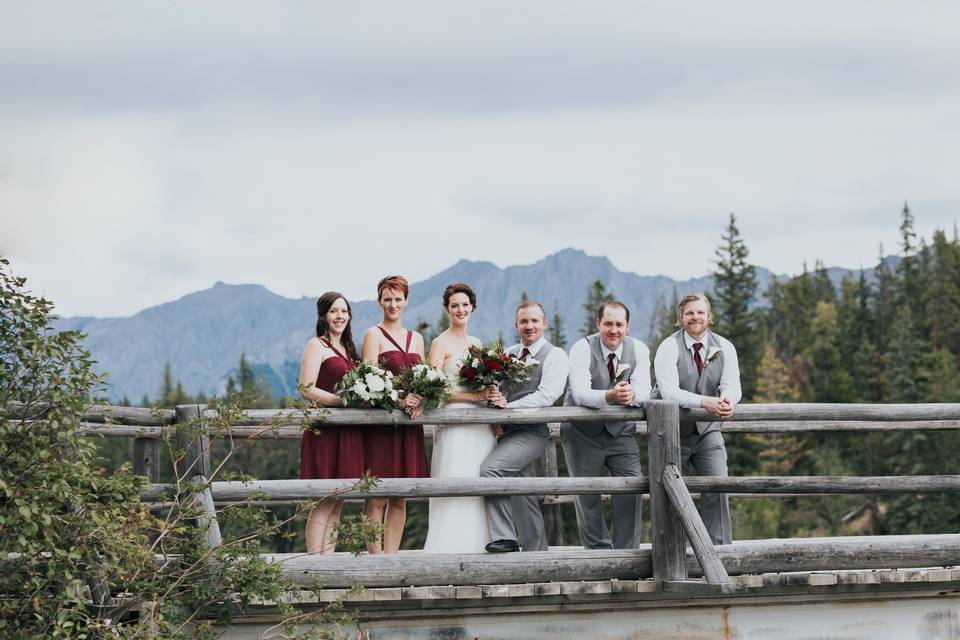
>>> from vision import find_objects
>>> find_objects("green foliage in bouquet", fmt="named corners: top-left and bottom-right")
top-left (335, 361), bottom-right (398, 410)
top-left (397, 364), bottom-right (451, 410)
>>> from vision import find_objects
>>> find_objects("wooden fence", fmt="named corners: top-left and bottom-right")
top-left (68, 401), bottom-right (960, 589)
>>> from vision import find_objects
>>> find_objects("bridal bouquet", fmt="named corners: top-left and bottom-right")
top-left (336, 362), bottom-right (398, 410)
top-left (397, 364), bottom-right (451, 410)
top-left (457, 341), bottom-right (534, 390)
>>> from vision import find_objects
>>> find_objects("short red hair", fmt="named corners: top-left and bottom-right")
top-left (377, 275), bottom-right (409, 300)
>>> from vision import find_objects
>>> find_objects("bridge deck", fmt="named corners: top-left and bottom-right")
top-left (221, 566), bottom-right (960, 639)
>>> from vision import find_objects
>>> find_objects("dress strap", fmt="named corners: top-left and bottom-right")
top-left (320, 337), bottom-right (349, 362)
top-left (404, 330), bottom-right (413, 353)
top-left (377, 326), bottom-right (407, 353)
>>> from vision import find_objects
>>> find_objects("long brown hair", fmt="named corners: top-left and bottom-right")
top-left (315, 291), bottom-right (359, 361)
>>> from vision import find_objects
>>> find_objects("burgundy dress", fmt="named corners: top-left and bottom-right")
top-left (364, 327), bottom-right (429, 479)
top-left (300, 339), bottom-right (366, 479)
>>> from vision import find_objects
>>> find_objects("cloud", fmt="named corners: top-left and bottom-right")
top-left (2, 2), bottom-right (959, 316)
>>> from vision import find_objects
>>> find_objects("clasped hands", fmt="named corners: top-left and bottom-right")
top-left (402, 393), bottom-right (424, 419)
top-left (701, 395), bottom-right (735, 419)
top-left (604, 381), bottom-right (636, 406)
top-left (479, 385), bottom-right (507, 408)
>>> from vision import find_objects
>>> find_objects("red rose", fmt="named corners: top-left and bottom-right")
top-left (486, 359), bottom-right (502, 370)
top-left (500, 353), bottom-right (511, 362)
top-left (463, 367), bottom-right (476, 380)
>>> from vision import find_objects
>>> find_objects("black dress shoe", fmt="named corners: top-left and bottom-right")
top-left (485, 539), bottom-right (520, 553)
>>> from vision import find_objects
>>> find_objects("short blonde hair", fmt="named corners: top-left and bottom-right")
top-left (515, 299), bottom-right (546, 318)
top-left (675, 293), bottom-right (714, 327)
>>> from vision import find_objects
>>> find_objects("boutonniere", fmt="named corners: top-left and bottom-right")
top-left (614, 363), bottom-right (631, 383)
top-left (524, 357), bottom-right (540, 367)
top-left (706, 346), bottom-right (722, 363)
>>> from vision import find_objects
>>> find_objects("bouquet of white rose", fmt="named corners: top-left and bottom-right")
top-left (335, 362), bottom-right (398, 410)
top-left (397, 364), bottom-right (451, 411)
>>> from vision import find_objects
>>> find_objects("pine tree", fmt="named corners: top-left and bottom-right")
top-left (873, 244), bottom-right (898, 352)
top-left (754, 343), bottom-right (801, 403)
top-left (925, 348), bottom-right (960, 402)
top-left (581, 280), bottom-right (613, 337)
top-left (925, 230), bottom-right (960, 354)
top-left (159, 361), bottom-right (175, 406)
top-left (549, 300), bottom-right (567, 349)
top-left (712, 213), bottom-right (760, 399)
top-left (811, 260), bottom-right (836, 303)
top-left (804, 302), bottom-right (851, 402)
top-left (885, 305), bottom-right (926, 403)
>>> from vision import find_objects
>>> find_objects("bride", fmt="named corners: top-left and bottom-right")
top-left (422, 282), bottom-right (504, 553)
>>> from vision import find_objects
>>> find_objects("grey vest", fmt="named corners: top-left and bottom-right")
top-left (672, 329), bottom-right (726, 436)
top-left (563, 334), bottom-right (638, 437)
top-left (500, 341), bottom-right (555, 436)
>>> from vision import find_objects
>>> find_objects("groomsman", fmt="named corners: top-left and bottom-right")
top-left (653, 292), bottom-right (740, 545)
top-left (562, 300), bottom-right (650, 550)
top-left (481, 300), bottom-right (570, 553)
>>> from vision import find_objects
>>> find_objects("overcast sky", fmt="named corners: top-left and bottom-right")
top-left (2, 2), bottom-right (959, 318)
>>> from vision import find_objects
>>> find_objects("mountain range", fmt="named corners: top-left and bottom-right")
top-left (54, 248), bottom-right (878, 402)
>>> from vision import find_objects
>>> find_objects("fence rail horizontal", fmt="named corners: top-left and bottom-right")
top-left (139, 474), bottom-right (960, 502)
top-left (270, 534), bottom-right (960, 587)
top-left (11, 401), bottom-right (960, 428)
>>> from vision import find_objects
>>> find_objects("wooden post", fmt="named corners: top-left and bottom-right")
top-left (133, 436), bottom-right (161, 483)
top-left (538, 426), bottom-right (565, 546)
top-left (174, 404), bottom-right (221, 548)
top-left (662, 463), bottom-right (730, 584)
top-left (646, 400), bottom-right (686, 582)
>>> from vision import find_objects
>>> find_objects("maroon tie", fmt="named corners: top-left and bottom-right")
top-left (693, 342), bottom-right (704, 375)
top-left (607, 353), bottom-right (616, 384)
top-left (520, 348), bottom-right (530, 363)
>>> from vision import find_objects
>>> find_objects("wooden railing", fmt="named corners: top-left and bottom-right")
top-left (56, 401), bottom-right (960, 589)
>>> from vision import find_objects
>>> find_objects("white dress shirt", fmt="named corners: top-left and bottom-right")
top-left (567, 336), bottom-right (651, 408)
top-left (653, 330), bottom-right (742, 409)
top-left (505, 337), bottom-right (571, 409)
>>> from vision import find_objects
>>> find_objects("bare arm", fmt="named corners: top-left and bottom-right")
top-left (299, 340), bottom-right (342, 407)
top-left (361, 328), bottom-right (380, 365)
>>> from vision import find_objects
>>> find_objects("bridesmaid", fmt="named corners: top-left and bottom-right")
top-left (299, 291), bottom-right (364, 554)
top-left (360, 275), bottom-right (429, 554)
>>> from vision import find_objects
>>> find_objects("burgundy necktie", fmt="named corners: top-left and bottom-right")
top-left (693, 342), bottom-right (704, 375)
top-left (520, 348), bottom-right (530, 363)
top-left (607, 353), bottom-right (616, 383)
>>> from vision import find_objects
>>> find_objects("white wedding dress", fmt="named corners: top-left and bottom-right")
top-left (422, 353), bottom-right (497, 553)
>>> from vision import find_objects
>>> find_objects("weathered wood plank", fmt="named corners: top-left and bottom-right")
top-left (701, 534), bottom-right (960, 577)
top-left (662, 464), bottom-right (730, 585)
top-left (83, 404), bottom-right (176, 425)
top-left (682, 475), bottom-right (960, 493)
top-left (133, 437), bottom-right (161, 482)
top-left (647, 400), bottom-right (686, 582)
top-left (75, 418), bottom-right (960, 438)
top-left (684, 403), bottom-right (960, 422)
top-left (139, 474), bottom-right (960, 502)
top-left (174, 405), bottom-right (212, 479)
top-left (187, 474), bottom-right (222, 549)
top-left (271, 549), bottom-right (654, 588)
top-left (265, 534), bottom-right (960, 588)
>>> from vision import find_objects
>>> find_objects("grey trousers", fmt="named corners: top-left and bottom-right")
top-left (479, 427), bottom-right (549, 551)
top-left (680, 429), bottom-right (732, 545)
top-left (560, 425), bottom-right (643, 549)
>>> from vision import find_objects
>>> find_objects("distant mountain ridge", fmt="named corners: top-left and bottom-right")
top-left (53, 248), bottom-right (885, 402)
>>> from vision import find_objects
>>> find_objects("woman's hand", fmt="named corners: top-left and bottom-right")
top-left (479, 385), bottom-right (506, 408)
top-left (403, 393), bottom-right (424, 419)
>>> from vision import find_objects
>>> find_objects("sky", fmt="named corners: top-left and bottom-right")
top-left (2, 2), bottom-right (959, 318)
